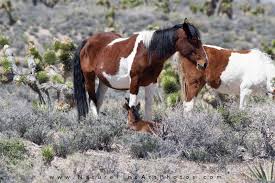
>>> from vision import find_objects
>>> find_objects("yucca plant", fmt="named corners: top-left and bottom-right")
top-left (244, 161), bottom-right (274, 182)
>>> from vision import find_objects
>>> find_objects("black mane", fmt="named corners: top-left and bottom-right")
top-left (148, 22), bottom-right (201, 62)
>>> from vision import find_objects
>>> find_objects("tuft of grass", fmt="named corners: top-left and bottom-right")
top-left (41, 145), bottom-right (55, 164)
top-left (245, 161), bottom-right (274, 182)
top-left (0, 35), bottom-right (9, 48)
top-left (0, 138), bottom-right (26, 165)
top-left (0, 56), bottom-right (12, 74)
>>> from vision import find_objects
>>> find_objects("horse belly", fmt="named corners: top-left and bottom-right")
top-left (216, 59), bottom-right (243, 95)
top-left (102, 57), bottom-right (131, 90)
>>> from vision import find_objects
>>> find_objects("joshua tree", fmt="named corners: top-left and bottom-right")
top-left (0, 0), bottom-right (16, 25)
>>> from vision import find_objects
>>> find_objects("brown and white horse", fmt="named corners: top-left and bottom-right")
top-left (73, 19), bottom-right (208, 119)
top-left (179, 45), bottom-right (275, 111)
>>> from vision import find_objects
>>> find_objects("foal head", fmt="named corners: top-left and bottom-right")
top-left (175, 19), bottom-right (208, 70)
top-left (123, 98), bottom-right (141, 123)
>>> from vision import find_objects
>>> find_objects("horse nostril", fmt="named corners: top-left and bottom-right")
top-left (203, 63), bottom-right (207, 68)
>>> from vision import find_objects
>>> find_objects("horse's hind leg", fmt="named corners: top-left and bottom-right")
top-left (84, 72), bottom-right (98, 117)
top-left (240, 82), bottom-right (252, 109)
top-left (96, 80), bottom-right (108, 114)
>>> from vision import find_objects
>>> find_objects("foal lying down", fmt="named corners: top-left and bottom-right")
top-left (179, 45), bottom-right (275, 111)
top-left (123, 98), bottom-right (159, 135)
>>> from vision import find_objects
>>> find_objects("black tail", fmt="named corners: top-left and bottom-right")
top-left (73, 39), bottom-right (88, 119)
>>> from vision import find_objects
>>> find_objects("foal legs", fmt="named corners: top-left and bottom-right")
top-left (144, 83), bottom-right (157, 120)
top-left (96, 80), bottom-right (108, 113)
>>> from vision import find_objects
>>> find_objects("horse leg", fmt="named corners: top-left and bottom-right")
top-left (96, 80), bottom-right (108, 113)
top-left (240, 83), bottom-right (252, 109)
top-left (84, 72), bottom-right (98, 117)
top-left (129, 76), bottom-right (139, 107)
top-left (183, 80), bottom-right (205, 112)
top-left (144, 83), bottom-right (157, 120)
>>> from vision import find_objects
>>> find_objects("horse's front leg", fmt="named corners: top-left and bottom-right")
top-left (144, 83), bottom-right (157, 120)
top-left (129, 76), bottom-right (139, 107)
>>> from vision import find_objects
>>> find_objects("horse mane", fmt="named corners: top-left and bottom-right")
top-left (148, 22), bottom-right (201, 61)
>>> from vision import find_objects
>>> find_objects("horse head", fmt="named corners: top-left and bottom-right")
top-left (175, 18), bottom-right (208, 70)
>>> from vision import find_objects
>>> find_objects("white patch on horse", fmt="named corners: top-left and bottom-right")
top-left (204, 44), bottom-right (225, 50)
top-left (103, 31), bottom-right (155, 89)
top-left (107, 37), bottom-right (129, 46)
top-left (216, 49), bottom-right (275, 108)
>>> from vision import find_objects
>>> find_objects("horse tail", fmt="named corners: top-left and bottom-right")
top-left (73, 39), bottom-right (88, 119)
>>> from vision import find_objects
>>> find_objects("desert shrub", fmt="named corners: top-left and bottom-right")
top-left (218, 107), bottom-right (252, 130)
top-left (120, 0), bottom-right (143, 8)
top-left (0, 138), bottom-right (26, 164)
top-left (36, 71), bottom-right (49, 84)
top-left (43, 49), bottom-right (57, 65)
top-left (262, 39), bottom-right (275, 59)
top-left (161, 75), bottom-right (179, 94)
top-left (166, 92), bottom-right (181, 107)
top-left (23, 116), bottom-right (50, 145)
top-left (41, 145), bottom-right (55, 163)
top-left (47, 131), bottom-right (74, 158)
top-left (0, 35), bottom-right (9, 48)
top-left (251, 6), bottom-right (265, 16)
top-left (127, 133), bottom-right (160, 159)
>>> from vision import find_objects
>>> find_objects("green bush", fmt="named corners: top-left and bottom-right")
top-left (41, 145), bottom-right (55, 163)
top-left (0, 56), bottom-right (12, 74)
top-left (29, 47), bottom-right (43, 62)
top-left (161, 75), bottom-right (179, 94)
top-left (120, 0), bottom-right (143, 8)
top-left (0, 139), bottom-right (26, 164)
top-left (166, 92), bottom-right (181, 107)
top-left (43, 49), bottom-right (57, 65)
top-left (0, 35), bottom-right (9, 48)
top-left (36, 71), bottom-right (49, 84)
top-left (65, 81), bottom-right (73, 89)
top-left (51, 74), bottom-right (65, 84)
top-left (251, 6), bottom-right (265, 16)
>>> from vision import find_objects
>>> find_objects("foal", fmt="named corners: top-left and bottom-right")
top-left (73, 19), bottom-right (208, 120)
top-left (179, 45), bottom-right (275, 111)
top-left (123, 99), bottom-right (159, 135)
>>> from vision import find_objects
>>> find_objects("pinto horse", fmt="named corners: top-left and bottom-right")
top-left (179, 45), bottom-right (275, 111)
top-left (73, 19), bottom-right (208, 119)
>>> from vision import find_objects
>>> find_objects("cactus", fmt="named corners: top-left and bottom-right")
top-left (43, 49), bottom-right (57, 65)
